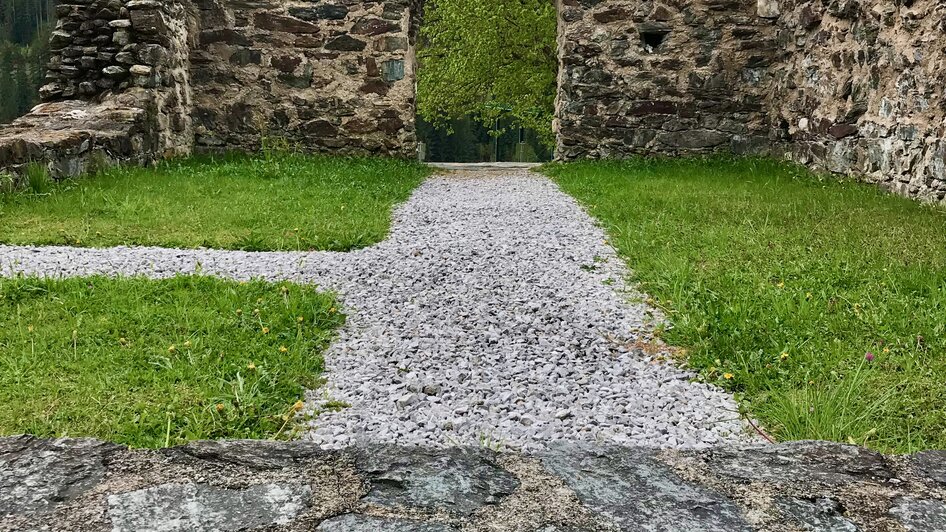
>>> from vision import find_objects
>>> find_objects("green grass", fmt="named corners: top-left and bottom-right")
top-left (0, 275), bottom-right (344, 448)
top-left (0, 154), bottom-right (430, 251)
top-left (545, 157), bottom-right (946, 453)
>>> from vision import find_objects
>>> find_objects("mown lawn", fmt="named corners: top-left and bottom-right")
top-left (0, 154), bottom-right (430, 251)
top-left (0, 275), bottom-right (343, 448)
top-left (545, 157), bottom-right (946, 453)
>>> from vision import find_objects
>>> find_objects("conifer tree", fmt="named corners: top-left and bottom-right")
top-left (0, 0), bottom-right (56, 123)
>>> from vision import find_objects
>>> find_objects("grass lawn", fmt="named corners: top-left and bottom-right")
top-left (545, 157), bottom-right (946, 453)
top-left (0, 275), bottom-right (343, 448)
top-left (0, 154), bottom-right (430, 251)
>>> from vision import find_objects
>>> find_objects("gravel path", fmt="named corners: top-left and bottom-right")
top-left (0, 170), bottom-right (753, 452)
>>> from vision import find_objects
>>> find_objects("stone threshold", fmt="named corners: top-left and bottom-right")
top-left (1, 436), bottom-right (944, 531)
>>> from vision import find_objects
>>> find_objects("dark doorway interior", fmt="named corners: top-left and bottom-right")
top-left (417, 116), bottom-right (552, 163)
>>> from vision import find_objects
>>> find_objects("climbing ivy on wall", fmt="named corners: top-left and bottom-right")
top-left (417, 0), bottom-right (559, 147)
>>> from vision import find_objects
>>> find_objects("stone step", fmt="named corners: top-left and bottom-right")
top-left (1, 436), bottom-right (943, 531)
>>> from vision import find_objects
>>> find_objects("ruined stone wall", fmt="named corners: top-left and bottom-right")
top-left (188, 0), bottom-right (417, 157)
top-left (555, 0), bottom-right (780, 160)
top-left (555, 0), bottom-right (946, 202)
top-left (5, 0), bottom-right (946, 203)
top-left (41, 0), bottom-right (138, 101)
top-left (0, 0), bottom-right (418, 179)
top-left (769, 0), bottom-right (946, 202)
top-left (42, 1), bottom-right (182, 105)
top-left (0, 0), bottom-right (190, 179)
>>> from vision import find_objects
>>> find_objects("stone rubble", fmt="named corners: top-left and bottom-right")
top-left (0, 170), bottom-right (752, 452)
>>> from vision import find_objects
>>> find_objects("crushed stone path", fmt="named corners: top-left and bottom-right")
top-left (0, 170), bottom-right (753, 452)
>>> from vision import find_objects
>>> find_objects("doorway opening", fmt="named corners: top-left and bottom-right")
top-left (413, 0), bottom-right (559, 164)
top-left (417, 116), bottom-right (553, 163)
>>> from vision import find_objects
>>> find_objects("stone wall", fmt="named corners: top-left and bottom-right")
top-left (3, 0), bottom-right (945, 203)
top-left (42, 0), bottom-right (137, 101)
top-left (188, 0), bottom-right (417, 157)
top-left (769, 0), bottom-right (946, 202)
top-left (555, 0), bottom-right (946, 202)
top-left (555, 0), bottom-right (779, 160)
top-left (0, 97), bottom-right (156, 179)
top-left (3, 436), bottom-right (946, 531)
top-left (0, 0), bottom-right (418, 180)
top-left (0, 0), bottom-right (188, 180)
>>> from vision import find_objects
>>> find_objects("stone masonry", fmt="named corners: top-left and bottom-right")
top-left (0, 0), bottom-right (418, 182)
top-left (556, 0), bottom-right (946, 202)
top-left (189, 0), bottom-right (417, 156)
top-left (770, 0), bottom-right (946, 201)
top-left (3, 435), bottom-right (946, 531)
top-left (0, 0), bottom-right (188, 179)
top-left (0, 0), bottom-right (944, 202)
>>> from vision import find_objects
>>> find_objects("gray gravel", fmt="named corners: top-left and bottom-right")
top-left (0, 170), bottom-right (754, 452)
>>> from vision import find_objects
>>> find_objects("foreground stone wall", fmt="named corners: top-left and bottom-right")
top-left (770, 0), bottom-right (946, 201)
top-left (556, 0), bottom-right (946, 202)
top-left (2, 436), bottom-right (946, 531)
top-left (189, 0), bottom-right (417, 156)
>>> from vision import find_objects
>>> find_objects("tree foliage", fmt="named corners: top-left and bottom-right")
top-left (0, 0), bottom-right (55, 124)
top-left (417, 0), bottom-right (558, 147)
top-left (1, 0), bottom-right (56, 45)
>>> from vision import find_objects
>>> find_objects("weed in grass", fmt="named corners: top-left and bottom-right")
top-left (0, 172), bottom-right (16, 196)
top-left (757, 354), bottom-right (892, 447)
top-left (0, 275), bottom-right (344, 448)
top-left (546, 156), bottom-right (946, 453)
top-left (0, 153), bottom-right (431, 251)
top-left (25, 162), bottom-right (52, 195)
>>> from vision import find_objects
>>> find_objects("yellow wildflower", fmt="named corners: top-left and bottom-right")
top-left (297, 316), bottom-right (304, 323)
top-left (723, 373), bottom-right (734, 380)
top-left (780, 352), bottom-right (789, 361)
top-left (247, 362), bottom-right (257, 371)
top-left (168, 345), bottom-right (176, 353)
top-left (216, 403), bottom-right (225, 413)
top-left (279, 346), bottom-right (288, 353)
top-left (292, 400), bottom-right (305, 412)
top-left (183, 340), bottom-right (192, 348)
top-left (262, 327), bottom-right (270, 334)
